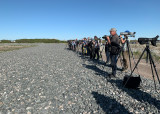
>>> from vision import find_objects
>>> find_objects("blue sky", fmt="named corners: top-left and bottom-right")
top-left (0, 0), bottom-right (160, 40)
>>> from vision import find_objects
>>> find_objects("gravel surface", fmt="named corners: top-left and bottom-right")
top-left (0, 43), bottom-right (159, 114)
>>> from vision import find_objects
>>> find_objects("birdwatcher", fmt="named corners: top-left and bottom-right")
top-left (106, 28), bottom-right (121, 78)
top-left (93, 36), bottom-right (100, 60)
top-left (103, 35), bottom-right (111, 65)
top-left (120, 30), bottom-right (131, 71)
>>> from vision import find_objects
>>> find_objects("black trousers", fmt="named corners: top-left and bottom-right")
top-left (89, 47), bottom-right (94, 59)
top-left (94, 48), bottom-right (100, 60)
top-left (110, 54), bottom-right (118, 76)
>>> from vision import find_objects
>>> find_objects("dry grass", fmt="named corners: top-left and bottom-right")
top-left (130, 43), bottom-right (160, 63)
top-left (0, 45), bottom-right (36, 53)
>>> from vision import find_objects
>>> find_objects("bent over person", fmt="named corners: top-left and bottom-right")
top-left (107, 28), bottom-right (120, 77)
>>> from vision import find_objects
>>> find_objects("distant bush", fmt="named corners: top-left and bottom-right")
top-left (0, 40), bottom-right (12, 43)
top-left (0, 39), bottom-right (67, 43)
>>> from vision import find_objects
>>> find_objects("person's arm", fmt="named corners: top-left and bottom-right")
top-left (107, 36), bottom-right (111, 44)
top-left (120, 35), bottom-right (126, 44)
top-left (121, 38), bottom-right (126, 44)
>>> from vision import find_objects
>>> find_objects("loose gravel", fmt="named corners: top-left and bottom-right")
top-left (0, 43), bottom-right (159, 114)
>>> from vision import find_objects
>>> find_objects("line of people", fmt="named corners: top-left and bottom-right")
top-left (68, 36), bottom-right (102, 60)
top-left (67, 28), bottom-right (129, 78)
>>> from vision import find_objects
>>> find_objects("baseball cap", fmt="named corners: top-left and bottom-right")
top-left (110, 28), bottom-right (117, 32)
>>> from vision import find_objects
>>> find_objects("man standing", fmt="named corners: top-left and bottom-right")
top-left (106, 28), bottom-right (120, 77)
top-left (88, 38), bottom-right (94, 59)
top-left (72, 40), bottom-right (76, 51)
top-left (75, 39), bottom-right (79, 52)
top-left (103, 35), bottom-right (111, 64)
top-left (86, 37), bottom-right (90, 56)
top-left (82, 38), bottom-right (88, 55)
top-left (120, 33), bottom-right (130, 71)
top-left (94, 36), bottom-right (100, 60)
top-left (82, 38), bottom-right (85, 55)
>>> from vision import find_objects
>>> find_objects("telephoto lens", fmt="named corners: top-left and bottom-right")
top-left (102, 35), bottom-right (109, 39)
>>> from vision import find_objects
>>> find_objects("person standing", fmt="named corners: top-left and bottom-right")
top-left (104, 35), bottom-right (111, 64)
top-left (120, 33), bottom-right (130, 71)
top-left (75, 39), bottom-right (79, 52)
top-left (82, 38), bottom-right (88, 55)
top-left (106, 28), bottom-right (120, 77)
top-left (87, 37), bottom-right (92, 56)
top-left (94, 36), bottom-right (100, 60)
top-left (72, 40), bottom-right (76, 51)
top-left (88, 38), bottom-right (94, 59)
top-left (81, 38), bottom-right (85, 55)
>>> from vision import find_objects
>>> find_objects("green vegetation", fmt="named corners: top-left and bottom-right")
top-left (15, 39), bottom-right (67, 43)
top-left (0, 40), bottom-right (12, 43)
top-left (0, 39), bottom-right (67, 43)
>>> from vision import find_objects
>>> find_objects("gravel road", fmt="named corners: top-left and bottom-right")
top-left (0, 44), bottom-right (159, 114)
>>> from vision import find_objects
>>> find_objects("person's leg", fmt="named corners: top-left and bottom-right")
top-left (95, 49), bottom-right (97, 59)
top-left (110, 54), bottom-right (114, 73)
top-left (90, 48), bottom-right (92, 59)
top-left (87, 47), bottom-right (89, 56)
top-left (111, 54), bottom-right (118, 76)
top-left (124, 51), bottom-right (128, 69)
top-left (122, 51), bottom-right (128, 70)
top-left (93, 48), bottom-right (96, 59)
top-left (84, 48), bottom-right (86, 55)
top-left (106, 49), bottom-right (110, 63)
top-left (114, 55), bottom-right (118, 76)
top-left (97, 48), bottom-right (100, 60)
top-left (105, 50), bottom-right (108, 62)
top-left (108, 51), bottom-right (111, 63)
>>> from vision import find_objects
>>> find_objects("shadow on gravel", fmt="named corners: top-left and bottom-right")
top-left (92, 91), bottom-right (130, 114)
top-left (76, 51), bottom-right (106, 65)
top-left (82, 64), bottom-right (109, 77)
top-left (108, 79), bottom-right (160, 110)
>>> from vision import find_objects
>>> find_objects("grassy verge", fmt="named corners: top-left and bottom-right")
top-left (132, 51), bottom-right (160, 63)
top-left (0, 45), bottom-right (37, 53)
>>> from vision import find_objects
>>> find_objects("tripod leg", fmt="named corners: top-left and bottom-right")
top-left (127, 40), bottom-right (132, 71)
top-left (149, 53), bottom-right (157, 90)
top-left (146, 50), bottom-right (149, 63)
top-left (148, 50), bottom-right (160, 85)
top-left (128, 43), bottom-right (137, 66)
top-left (130, 47), bottom-right (146, 76)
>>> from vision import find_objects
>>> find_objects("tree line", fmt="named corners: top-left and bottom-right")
top-left (0, 39), bottom-right (67, 43)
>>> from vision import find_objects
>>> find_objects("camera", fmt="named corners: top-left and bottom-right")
top-left (138, 35), bottom-right (159, 46)
top-left (102, 35), bottom-right (109, 39)
top-left (120, 31), bottom-right (136, 37)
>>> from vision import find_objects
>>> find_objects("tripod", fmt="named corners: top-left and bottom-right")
top-left (130, 43), bottom-right (160, 90)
